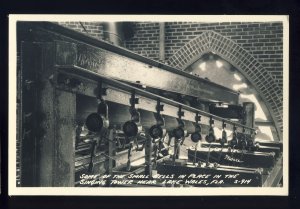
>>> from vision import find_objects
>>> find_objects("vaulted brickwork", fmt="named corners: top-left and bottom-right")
top-left (168, 31), bottom-right (283, 134)
top-left (125, 22), bottom-right (283, 88)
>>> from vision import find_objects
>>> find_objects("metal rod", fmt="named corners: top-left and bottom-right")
top-left (57, 65), bottom-right (255, 132)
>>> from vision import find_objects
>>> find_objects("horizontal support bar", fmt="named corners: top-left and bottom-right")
top-left (56, 65), bottom-right (255, 133)
top-left (255, 120), bottom-right (274, 126)
top-left (188, 148), bottom-right (275, 168)
top-left (18, 22), bottom-right (239, 103)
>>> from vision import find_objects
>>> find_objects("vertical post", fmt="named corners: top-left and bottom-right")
top-left (159, 22), bottom-right (165, 61)
top-left (174, 138), bottom-right (180, 160)
top-left (53, 90), bottom-right (76, 186)
top-left (37, 42), bottom-right (76, 186)
top-left (145, 134), bottom-right (153, 177)
top-left (20, 42), bottom-right (41, 186)
top-left (108, 129), bottom-right (115, 175)
top-left (243, 102), bottom-right (255, 128)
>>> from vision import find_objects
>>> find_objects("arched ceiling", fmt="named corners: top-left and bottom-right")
top-left (167, 31), bottom-right (283, 140)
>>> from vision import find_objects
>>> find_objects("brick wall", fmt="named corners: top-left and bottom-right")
top-left (57, 21), bottom-right (283, 87)
top-left (58, 22), bottom-right (104, 40)
top-left (125, 22), bottom-right (160, 60)
top-left (124, 22), bottom-right (283, 88)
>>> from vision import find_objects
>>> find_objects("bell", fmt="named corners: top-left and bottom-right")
top-left (123, 121), bottom-right (138, 137)
top-left (173, 127), bottom-right (185, 139)
top-left (220, 130), bottom-right (227, 144)
top-left (230, 138), bottom-right (238, 146)
top-left (191, 132), bottom-right (201, 143)
top-left (240, 139), bottom-right (247, 148)
top-left (205, 127), bottom-right (215, 143)
top-left (149, 125), bottom-right (163, 139)
top-left (85, 113), bottom-right (104, 132)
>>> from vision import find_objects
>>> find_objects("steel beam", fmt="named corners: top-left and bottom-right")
top-left (56, 65), bottom-right (255, 135)
top-left (18, 22), bottom-right (240, 104)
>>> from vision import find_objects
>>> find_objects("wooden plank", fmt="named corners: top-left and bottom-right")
top-left (145, 134), bottom-right (153, 177)
top-left (187, 147), bottom-right (275, 169)
top-left (37, 42), bottom-right (76, 186)
top-left (19, 21), bottom-right (239, 104)
top-left (263, 155), bottom-right (283, 187)
top-left (20, 42), bottom-right (42, 186)
top-left (52, 90), bottom-right (76, 186)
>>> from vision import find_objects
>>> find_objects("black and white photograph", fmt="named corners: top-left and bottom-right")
top-left (8, 15), bottom-right (288, 195)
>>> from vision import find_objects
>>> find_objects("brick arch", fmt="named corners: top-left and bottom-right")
top-left (167, 31), bottom-right (283, 138)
